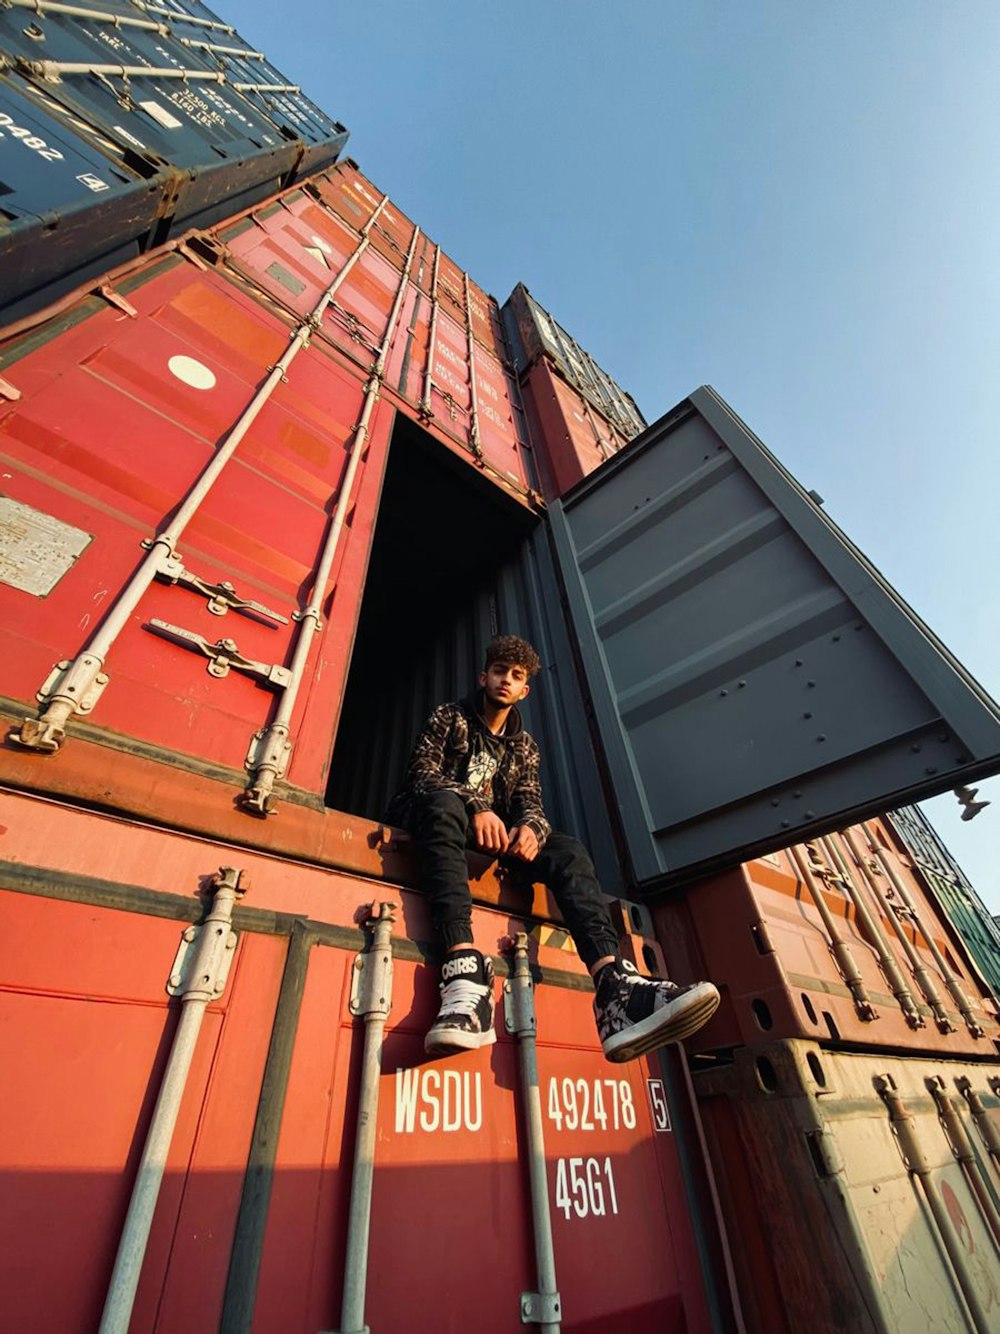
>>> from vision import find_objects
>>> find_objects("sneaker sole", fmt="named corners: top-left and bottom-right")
top-left (601, 983), bottom-right (721, 1063)
top-left (424, 1026), bottom-right (498, 1057)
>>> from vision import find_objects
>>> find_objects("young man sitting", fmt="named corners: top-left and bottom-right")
top-left (385, 634), bottom-right (720, 1061)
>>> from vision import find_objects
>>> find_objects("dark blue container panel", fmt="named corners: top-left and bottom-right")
top-left (0, 0), bottom-right (347, 320)
top-left (549, 386), bottom-right (1000, 890)
top-left (0, 75), bottom-right (167, 314)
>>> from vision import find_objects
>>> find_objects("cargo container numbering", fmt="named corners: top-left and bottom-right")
top-left (3, 5), bottom-right (1000, 1334)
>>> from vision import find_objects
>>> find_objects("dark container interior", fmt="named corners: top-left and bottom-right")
top-left (327, 413), bottom-right (624, 893)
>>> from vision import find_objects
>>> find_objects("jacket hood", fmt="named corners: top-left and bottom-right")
top-left (462, 691), bottom-right (524, 740)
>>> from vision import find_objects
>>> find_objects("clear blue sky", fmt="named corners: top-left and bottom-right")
top-left (226, 1), bottom-right (999, 912)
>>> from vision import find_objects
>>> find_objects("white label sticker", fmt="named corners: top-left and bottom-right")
top-left (0, 497), bottom-right (92, 597)
top-left (646, 1079), bottom-right (672, 1132)
top-left (113, 125), bottom-right (147, 150)
top-left (168, 356), bottom-right (217, 391)
top-left (139, 100), bottom-right (183, 130)
top-left (76, 173), bottom-right (110, 193)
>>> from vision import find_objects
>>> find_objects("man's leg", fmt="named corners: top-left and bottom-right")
top-left (530, 832), bottom-right (720, 1062)
top-left (407, 790), bottom-right (497, 1055)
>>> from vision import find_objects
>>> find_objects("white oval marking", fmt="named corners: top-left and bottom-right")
top-left (168, 355), bottom-right (216, 391)
top-left (310, 234), bottom-right (333, 255)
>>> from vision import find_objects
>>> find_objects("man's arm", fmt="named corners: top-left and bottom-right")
top-left (507, 736), bottom-right (551, 849)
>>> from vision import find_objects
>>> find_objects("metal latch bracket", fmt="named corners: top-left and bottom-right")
top-left (157, 556), bottom-right (289, 624)
top-left (146, 618), bottom-right (292, 686)
top-left (520, 1291), bottom-right (561, 1325)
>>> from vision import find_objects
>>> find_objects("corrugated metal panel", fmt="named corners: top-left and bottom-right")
top-left (549, 385), bottom-right (1000, 891)
top-left (0, 0), bottom-right (348, 319)
top-left (502, 283), bottom-right (646, 440)
top-left (888, 804), bottom-right (1000, 997)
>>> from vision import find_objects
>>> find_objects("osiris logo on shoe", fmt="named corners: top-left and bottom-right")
top-left (442, 954), bottom-right (480, 982)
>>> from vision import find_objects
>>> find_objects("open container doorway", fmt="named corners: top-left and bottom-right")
top-left (326, 412), bottom-right (624, 894)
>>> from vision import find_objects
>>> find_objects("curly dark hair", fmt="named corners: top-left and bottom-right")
top-left (484, 634), bottom-right (542, 678)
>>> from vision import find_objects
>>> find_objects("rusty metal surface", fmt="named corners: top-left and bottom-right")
top-left (692, 1039), bottom-right (1000, 1334)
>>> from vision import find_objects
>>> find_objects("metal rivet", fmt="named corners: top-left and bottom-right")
top-left (771, 799), bottom-right (780, 807)
top-left (803, 712), bottom-right (812, 719)
top-left (793, 790), bottom-right (802, 798)
top-left (807, 680), bottom-right (816, 688)
top-left (794, 659), bottom-right (804, 667)
top-left (781, 820), bottom-right (790, 828)
top-left (816, 734), bottom-right (827, 742)
top-left (925, 766), bottom-right (938, 775)
top-left (832, 635), bottom-right (840, 642)
top-left (719, 689), bottom-right (728, 697)
top-left (804, 810), bottom-right (815, 818)
top-left (910, 744), bottom-right (921, 753)
top-left (738, 679), bottom-right (747, 688)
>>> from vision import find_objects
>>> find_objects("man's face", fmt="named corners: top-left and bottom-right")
top-left (479, 659), bottom-right (531, 709)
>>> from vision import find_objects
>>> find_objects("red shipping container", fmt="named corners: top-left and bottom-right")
top-left (520, 355), bottom-right (632, 499)
top-left (0, 251), bottom-right (395, 794)
top-left (0, 786), bottom-right (730, 1334)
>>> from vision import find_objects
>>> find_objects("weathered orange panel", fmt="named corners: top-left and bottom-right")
top-left (654, 824), bottom-right (1000, 1058)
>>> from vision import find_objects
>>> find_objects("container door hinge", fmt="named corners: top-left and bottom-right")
top-left (805, 1124), bottom-right (844, 1178)
top-left (244, 726), bottom-right (292, 783)
top-left (157, 555), bottom-right (289, 624)
top-left (145, 618), bottom-right (292, 685)
top-left (0, 374), bottom-right (22, 401)
top-left (36, 655), bottom-right (109, 714)
top-left (95, 283), bottom-right (138, 318)
top-left (166, 868), bottom-right (246, 998)
top-left (520, 1291), bottom-right (561, 1325)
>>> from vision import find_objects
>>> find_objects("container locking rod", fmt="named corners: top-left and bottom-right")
top-left (242, 222), bottom-right (422, 815)
top-left (788, 843), bottom-right (876, 1021)
top-left (842, 827), bottom-right (954, 1030)
top-left (818, 836), bottom-right (923, 1028)
top-left (504, 933), bottom-right (562, 1333)
top-left (98, 867), bottom-right (246, 1334)
top-left (876, 1076), bottom-right (994, 1334)
top-left (927, 1079), bottom-right (1000, 1252)
top-left (864, 825), bottom-right (984, 1038)
top-left (325, 901), bottom-right (396, 1334)
top-left (12, 195), bottom-right (388, 755)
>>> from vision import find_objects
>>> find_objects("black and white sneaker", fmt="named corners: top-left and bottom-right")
top-left (594, 959), bottom-right (720, 1063)
top-left (425, 948), bottom-right (497, 1056)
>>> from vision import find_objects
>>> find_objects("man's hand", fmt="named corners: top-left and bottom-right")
top-left (472, 809), bottom-right (510, 854)
top-left (506, 825), bottom-right (539, 862)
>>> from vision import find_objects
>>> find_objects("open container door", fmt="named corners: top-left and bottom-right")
top-left (548, 385), bottom-right (1000, 893)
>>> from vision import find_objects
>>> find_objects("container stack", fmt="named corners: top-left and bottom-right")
top-left (0, 0), bottom-right (349, 321)
top-left (502, 282), bottom-right (646, 498)
top-left (2, 6), bottom-right (1000, 1334)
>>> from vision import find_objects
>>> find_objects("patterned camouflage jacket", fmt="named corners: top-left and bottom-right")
top-left (385, 694), bottom-right (551, 845)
